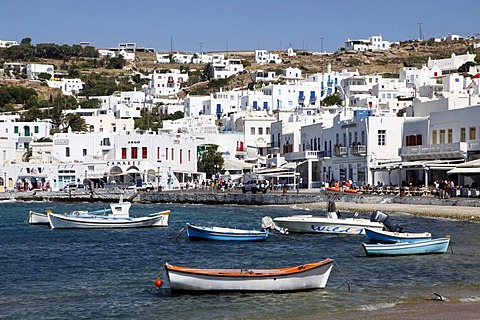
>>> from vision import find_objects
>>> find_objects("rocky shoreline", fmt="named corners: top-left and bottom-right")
top-left (2, 189), bottom-right (480, 221)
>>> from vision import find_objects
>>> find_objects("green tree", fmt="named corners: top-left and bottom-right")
top-left (135, 108), bottom-right (160, 131)
top-left (37, 72), bottom-right (52, 81)
top-left (79, 98), bottom-right (101, 109)
top-left (21, 106), bottom-right (44, 121)
top-left (106, 56), bottom-right (126, 69)
top-left (321, 93), bottom-right (343, 106)
top-left (197, 144), bottom-right (224, 179)
top-left (20, 37), bottom-right (32, 45)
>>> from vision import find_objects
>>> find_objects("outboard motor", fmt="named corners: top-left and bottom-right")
top-left (327, 200), bottom-right (337, 213)
top-left (370, 211), bottom-right (401, 232)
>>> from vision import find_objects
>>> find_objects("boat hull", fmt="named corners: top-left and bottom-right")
top-left (273, 215), bottom-right (384, 235)
top-left (365, 228), bottom-right (431, 243)
top-left (362, 238), bottom-right (450, 256)
top-left (186, 223), bottom-right (268, 241)
top-left (48, 210), bottom-right (169, 229)
top-left (28, 211), bottom-right (50, 225)
top-left (166, 259), bottom-right (334, 292)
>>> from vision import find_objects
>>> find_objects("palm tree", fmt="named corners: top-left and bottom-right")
top-left (61, 113), bottom-right (87, 132)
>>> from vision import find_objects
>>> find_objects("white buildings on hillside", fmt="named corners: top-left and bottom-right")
top-left (172, 53), bottom-right (193, 64)
top-left (26, 63), bottom-right (54, 80)
top-left (93, 90), bottom-right (147, 119)
top-left (63, 108), bottom-right (135, 133)
top-left (0, 40), bottom-right (18, 48)
top-left (427, 53), bottom-right (476, 72)
top-left (118, 49), bottom-right (135, 60)
top-left (148, 69), bottom-right (188, 97)
top-left (251, 70), bottom-right (277, 83)
top-left (98, 49), bottom-right (116, 58)
top-left (255, 50), bottom-right (282, 64)
top-left (344, 34), bottom-right (395, 51)
top-left (211, 59), bottom-right (244, 79)
top-left (47, 78), bottom-right (84, 96)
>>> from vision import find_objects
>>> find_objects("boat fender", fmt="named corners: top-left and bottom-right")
top-left (155, 278), bottom-right (163, 288)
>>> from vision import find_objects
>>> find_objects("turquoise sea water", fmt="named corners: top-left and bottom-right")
top-left (1, 201), bottom-right (479, 319)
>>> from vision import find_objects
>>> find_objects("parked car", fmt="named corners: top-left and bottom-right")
top-left (242, 179), bottom-right (268, 194)
top-left (127, 182), bottom-right (156, 192)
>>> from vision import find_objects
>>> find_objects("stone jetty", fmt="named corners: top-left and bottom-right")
top-left (2, 188), bottom-right (479, 221)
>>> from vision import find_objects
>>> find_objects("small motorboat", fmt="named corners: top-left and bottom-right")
top-left (365, 227), bottom-right (432, 243)
top-left (160, 259), bottom-right (335, 292)
top-left (27, 210), bottom-right (51, 225)
top-left (47, 197), bottom-right (169, 229)
top-left (362, 237), bottom-right (451, 256)
top-left (186, 223), bottom-right (268, 241)
top-left (263, 200), bottom-right (383, 235)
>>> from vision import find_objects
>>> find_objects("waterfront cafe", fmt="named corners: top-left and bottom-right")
top-left (370, 159), bottom-right (460, 188)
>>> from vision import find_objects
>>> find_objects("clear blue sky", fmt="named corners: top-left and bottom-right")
top-left (1, 0), bottom-right (479, 53)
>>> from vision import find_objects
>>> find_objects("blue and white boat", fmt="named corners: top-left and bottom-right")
top-left (186, 223), bottom-right (269, 241)
top-left (365, 228), bottom-right (432, 243)
top-left (47, 199), bottom-right (169, 229)
top-left (362, 237), bottom-right (451, 256)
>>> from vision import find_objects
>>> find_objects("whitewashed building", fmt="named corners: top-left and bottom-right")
top-left (47, 78), bottom-right (84, 96)
top-left (26, 63), bottom-right (54, 80)
top-left (344, 34), bottom-right (395, 51)
top-left (156, 53), bottom-right (171, 64)
top-left (251, 70), bottom-right (277, 83)
top-left (98, 49), bottom-right (116, 58)
top-left (148, 70), bottom-right (188, 97)
top-left (0, 40), bottom-right (18, 48)
top-left (255, 50), bottom-right (282, 64)
top-left (427, 53), bottom-right (476, 72)
top-left (211, 59), bottom-right (244, 79)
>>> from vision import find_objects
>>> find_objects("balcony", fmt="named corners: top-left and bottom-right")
top-left (284, 150), bottom-right (320, 162)
top-left (317, 150), bottom-right (332, 159)
top-left (399, 142), bottom-right (467, 160)
top-left (351, 144), bottom-right (367, 156)
top-left (333, 146), bottom-right (348, 157)
top-left (468, 140), bottom-right (480, 152)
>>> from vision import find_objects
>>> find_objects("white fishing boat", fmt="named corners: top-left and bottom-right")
top-left (160, 259), bottom-right (334, 292)
top-left (27, 210), bottom-right (51, 225)
top-left (365, 228), bottom-right (432, 243)
top-left (362, 237), bottom-right (451, 256)
top-left (47, 198), bottom-right (169, 229)
top-left (264, 200), bottom-right (383, 235)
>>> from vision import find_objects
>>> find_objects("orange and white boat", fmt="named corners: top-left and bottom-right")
top-left (162, 259), bottom-right (334, 292)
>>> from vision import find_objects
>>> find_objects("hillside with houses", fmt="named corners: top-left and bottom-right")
top-left (1, 34), bottom-right (480, 196)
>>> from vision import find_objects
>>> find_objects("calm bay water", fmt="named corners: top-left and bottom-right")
top-left (1, 201), bottom-right (479, 319)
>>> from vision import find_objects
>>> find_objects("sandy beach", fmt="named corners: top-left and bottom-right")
top-left (297, 201), bottom-right (480, 222)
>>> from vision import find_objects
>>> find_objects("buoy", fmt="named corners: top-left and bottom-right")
top-left (155, 278), bottom-right (163, 288)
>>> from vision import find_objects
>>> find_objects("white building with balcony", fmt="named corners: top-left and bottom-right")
top-left (148, 69), bottom-right (188, 97)
top-left (211, 59), bottom-right (244, 79)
